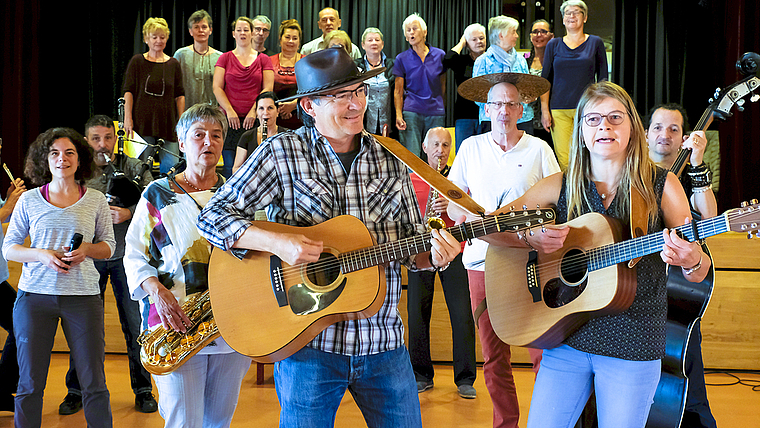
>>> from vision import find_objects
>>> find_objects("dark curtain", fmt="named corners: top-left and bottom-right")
top-left (3, 0), bottom-right (758, 210)
top-left (614, 0), bottom-right (760, 212)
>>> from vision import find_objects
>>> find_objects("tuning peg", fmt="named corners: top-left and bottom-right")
top-left (708, 98), bottom-right (714, 103)
top-left (741, 201), bottom-right (748, 208)
top-left (738, 105), bottom-right (745, 112)
top-left (751, 199), bottom-right (758, 205)
top-left (751, 94), bottom-right (759, 102)
top-left (522, 205), bottom-right (528, 210)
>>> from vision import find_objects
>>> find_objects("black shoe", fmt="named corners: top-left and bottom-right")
top-left (58, 393), bottom-right (83, 415)
top-left (135, 392), bottom-right (158, 413)
top-left (416, 380), bottom-right (433, 393)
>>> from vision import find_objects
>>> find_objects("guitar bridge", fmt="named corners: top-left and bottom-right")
top-left (270, 255), bottom-right (288, 307)
top-left (526, 250), bottom-right (541, 303)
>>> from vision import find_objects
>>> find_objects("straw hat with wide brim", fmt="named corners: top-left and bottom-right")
top-left (457, 73), bottom-right (550, 103)
top-left (278, 46), bottom-right (385, 103)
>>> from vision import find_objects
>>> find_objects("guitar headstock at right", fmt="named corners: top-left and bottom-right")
top-left (727, 199), bottom-right (760, 238)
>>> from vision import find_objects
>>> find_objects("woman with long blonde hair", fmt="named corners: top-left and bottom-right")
top-left (476, 81), bottom-right (710, 427)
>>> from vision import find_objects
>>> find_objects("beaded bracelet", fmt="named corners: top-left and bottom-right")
top-left (692, 184), bottom-right (712, 194)
top-left (688, 167), bottom-right (711, 188)
top-left (682, 254), bottom-right (703, 275)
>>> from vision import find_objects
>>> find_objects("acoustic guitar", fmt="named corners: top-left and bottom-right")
top-left (208, 209), bottom-right (555, 363)
top-left (484, 201), bottom-right (760, 349)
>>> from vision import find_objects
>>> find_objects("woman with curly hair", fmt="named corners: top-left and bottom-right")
top-left (3, 128), bottom-right (115, 428)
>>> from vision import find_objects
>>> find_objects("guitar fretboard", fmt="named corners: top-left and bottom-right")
top-left (587, 214), bottom-right (730, 272)
top-left (339, 210), bottom-right (551, 273)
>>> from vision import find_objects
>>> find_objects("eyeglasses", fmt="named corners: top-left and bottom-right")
top-left (320, 84), bottom-right (369, 104)
top-left (530, 29), bottom-right (550, 35)
top-left (253, 27), bottom-right (270, 33)
top-left (582, 111), bottom-right (627, 126)
top-left (144, 73), bottom-right (165, 97)
top-left (564, 10), bottom-right (584, 17)
top-left (486, 101), bottom-right (521, 110)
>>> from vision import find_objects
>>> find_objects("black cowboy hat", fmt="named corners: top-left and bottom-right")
top-left (458, 72), bottom-right (550, 103)
top-left (278, 46), bottom-right (385, 103)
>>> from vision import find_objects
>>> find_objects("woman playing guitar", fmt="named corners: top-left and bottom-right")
top-left (462, 81), bottom-right (711, 428)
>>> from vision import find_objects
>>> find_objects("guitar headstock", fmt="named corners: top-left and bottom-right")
top-left (495, 206), bottom-right (556, 232)
top-left (727, 199), bottom-right (760, 238)
top-left (708, 72), bottom-right (760, 121)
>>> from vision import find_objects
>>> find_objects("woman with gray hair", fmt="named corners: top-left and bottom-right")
top-left (540, 0), bottom-right (608, 169)
top-left (356, 27), bottom-right (397, 138)
top-left (394, 13), bottom-right (446, 159)
top-left (472, 16), bottom-right (534, 135)
top-left (444, 23), bottom-right (487, 151)
top-left (124, 104), bottom-right (251, 428)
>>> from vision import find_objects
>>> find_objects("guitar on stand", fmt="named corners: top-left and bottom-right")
top-left (646, 52), bottom-right (760, 428)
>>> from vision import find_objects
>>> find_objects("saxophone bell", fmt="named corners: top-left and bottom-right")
top-left (424, 158), bottom-right (447, 231)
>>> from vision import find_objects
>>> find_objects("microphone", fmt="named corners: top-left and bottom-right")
top-left (63, 233), bottom-right (83, 267)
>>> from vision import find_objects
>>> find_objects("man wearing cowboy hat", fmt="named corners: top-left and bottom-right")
top-left (197, 46), bottom-right (460, 427)
top-left (447, 73), bottom-right (558, 428)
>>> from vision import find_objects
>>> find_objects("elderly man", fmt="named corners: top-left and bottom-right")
top-left (58, 115), bottom-right (156, 415)
top-left (472, 16), bottom-right (533, 135)
top-left (646, 103), bottom-right (717, 428)
top-left (407, 127), bottom-right (477, 398)
top-left (252, 15), bottom-right (272, 55)
top-left (197, 47), bottom-right (460, 428)
top-left (448, 73), bottom-right (558, 428)
top-left (301, 7), bottom-right (360, 59)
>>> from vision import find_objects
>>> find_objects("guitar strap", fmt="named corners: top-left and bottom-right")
top-left (628, 182), bottom-right (648, 268)
top-left (372, 134), bottom-right (486, 216)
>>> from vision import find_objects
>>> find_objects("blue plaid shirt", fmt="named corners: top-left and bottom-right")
top-left (197, 126), bottom-right (426, 356)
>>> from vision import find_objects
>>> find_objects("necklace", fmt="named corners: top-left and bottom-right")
top-left (183, 174), bottom-right (208, 192)
top-left (600, 188), bottom-right (617, 201)
top-left (193, 44), bottom-right (210, 56)
top-left (367, 57), bottom-right (382, 68)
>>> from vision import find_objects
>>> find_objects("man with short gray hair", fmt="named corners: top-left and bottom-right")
top-left (252, 15), bottom-right (272, 55)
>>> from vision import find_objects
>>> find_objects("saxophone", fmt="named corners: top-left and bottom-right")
top-left (424, 158), bottom-right (447, 230)
top-left (137, 290), bottom-right (221, 375)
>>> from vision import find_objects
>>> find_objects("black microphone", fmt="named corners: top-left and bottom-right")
top-left (63, 233), bottom-right (83, 267)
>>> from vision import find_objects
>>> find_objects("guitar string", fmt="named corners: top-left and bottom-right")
top-left (270, 215), bottom-right (511, 281)
top-left (271, 208), bottom-right (754, 282)
top-left (270, 214), bottom-right (542, 281)
top-left (527, 209), bottom-right (751, 278)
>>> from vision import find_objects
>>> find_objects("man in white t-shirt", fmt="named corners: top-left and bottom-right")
top-left (448, 74), bottom-right (558, 428)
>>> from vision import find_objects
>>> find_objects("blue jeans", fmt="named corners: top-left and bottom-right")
top-left (454, 119), bottom-right (479, 152)
top-left (527, 344), bottom-right (661, 428)
top-left (400, 112), bottom-right (445, 159)
top-left (274, 346), bottom-right (422, 428)
top-left (66, 259), bottom-right (152, 396)
top-left (14, 291), bottom-right (112, 428)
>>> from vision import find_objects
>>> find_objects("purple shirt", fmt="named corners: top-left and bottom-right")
top-left (541, 35), bottom-right (608, 110)
top-left (393, 46), bottom-right (446, 116)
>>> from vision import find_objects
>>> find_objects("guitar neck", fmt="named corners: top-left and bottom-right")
top-left (588, 214), bottom-right (729, 272)
top-left (339, 213), bottom-right (530, 273)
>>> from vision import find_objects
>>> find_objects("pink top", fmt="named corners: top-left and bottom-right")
top-left (216, 51), bottom-right (274, 116)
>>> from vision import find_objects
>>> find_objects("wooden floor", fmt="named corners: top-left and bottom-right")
top-left (0, 353), bottom-right (757, 427)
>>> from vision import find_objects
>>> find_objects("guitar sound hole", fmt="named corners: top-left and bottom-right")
top-left (306, 253), bottom-right (341, 287)
top-left (561, 248), bottom-right (587, 284)
top-left (543, 248), bottom-right (589, 308)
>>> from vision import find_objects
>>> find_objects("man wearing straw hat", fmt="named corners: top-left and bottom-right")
top-left (448, 73), bottom-right (559, 428)
top-left (197, 46), bottom-right (460, 427)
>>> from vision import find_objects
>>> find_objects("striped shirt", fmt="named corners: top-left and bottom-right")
top-left (197, 126), bottom-right (426, 356)
top-left (2, 188), bottom-right (115, 296)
